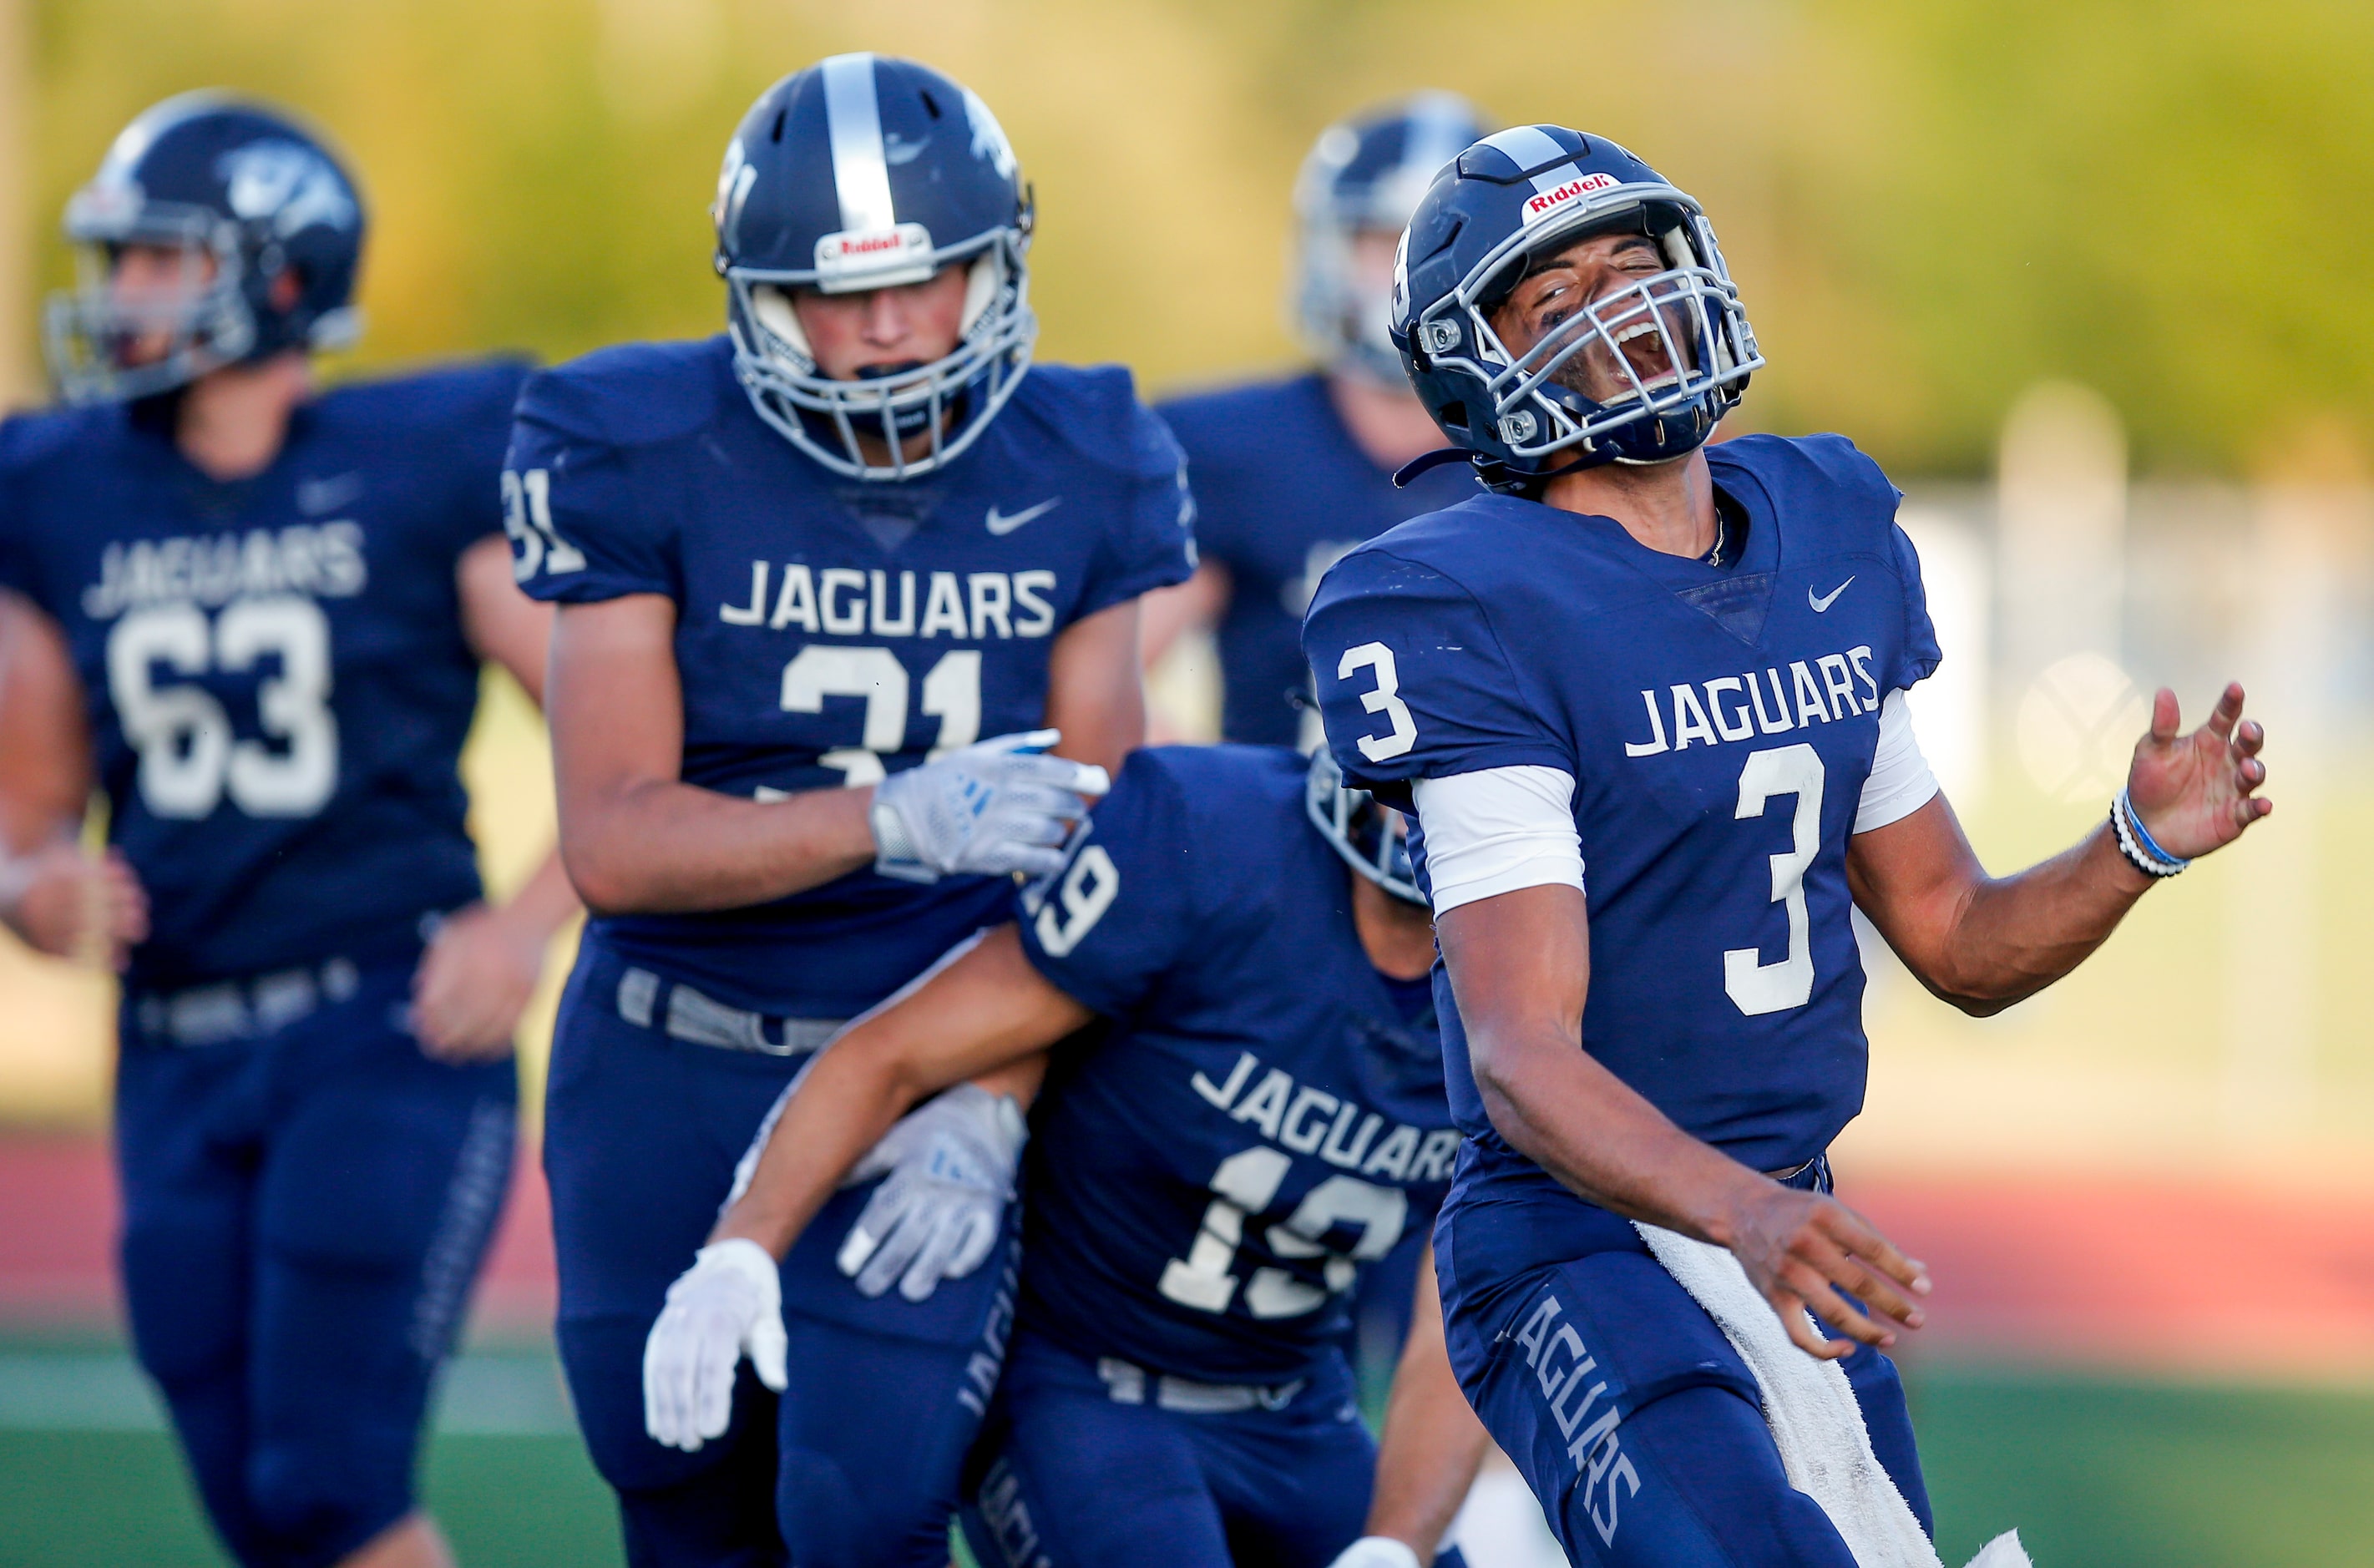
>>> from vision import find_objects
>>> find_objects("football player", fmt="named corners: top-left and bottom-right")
top-left (510, 54), bottom-right (1193, 1567)
top-left (0, 95), bottom-right (575, 1568)
top-left (645, 745), bottom-right (1488, 1568)
top-left (1141, 94), bottom-right (1484, 750)
top-left (1303, 125), bottom-right (2270, 1566)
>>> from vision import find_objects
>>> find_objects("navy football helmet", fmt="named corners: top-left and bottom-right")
top-left (44, 92), bottom-right (365, 405)
top-left (1291, 92), bottom-right (1486, 384)
top-left (714, 53), bottom-right (1035, 482)
top-left (1391, 125), bottom-right (1760, 491)
top-left (1306, 748), bottom-right (1422, 906)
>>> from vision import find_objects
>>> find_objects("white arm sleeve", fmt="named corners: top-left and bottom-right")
top-left (1409, 766), bottom-right (1584, 918)
top-left (1854, 689), bottom-right (1940, 833)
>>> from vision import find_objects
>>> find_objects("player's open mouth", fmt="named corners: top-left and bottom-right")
top-left (1580, 317), bottom-right (1683, 403)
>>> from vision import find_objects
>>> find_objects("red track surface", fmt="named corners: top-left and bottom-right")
top-left (0, 1133), bottom-right (555, 1335)
top-left (4, 1136), bottom-right (2372, 1376)
top-left (1842, 1176), bottom-right (2374, 1379)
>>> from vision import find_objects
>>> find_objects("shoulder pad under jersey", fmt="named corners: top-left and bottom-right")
top-left (1001, 362), bottom-right (1178, 482)
top-left (516, 336), bottom-right (728, 448)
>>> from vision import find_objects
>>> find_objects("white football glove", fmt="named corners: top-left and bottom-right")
top-left (1326, 1540), bottom-right (1422, 1568)
top-left (642, 1237), bottom-right (788, 1452)
top-left (837, 1084), bottom-right (1028, 1302)
top-left (870, 729), bottom-right (1108, 883)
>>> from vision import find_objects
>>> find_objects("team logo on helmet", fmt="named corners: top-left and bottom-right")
top-left (220, 141), bottom-right (357, 235)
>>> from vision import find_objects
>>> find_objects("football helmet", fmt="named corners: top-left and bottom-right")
top-left (714, 53), bottom-right (1035, 482)
top-left (1306, 747), bottom-right (1422, 906)
top-left (1391, 125), bottom-right (1760, 491)
top-left (1290, 92), bottom-right (1486, 384)
top-left (43, 92), bottom-right (365, 405)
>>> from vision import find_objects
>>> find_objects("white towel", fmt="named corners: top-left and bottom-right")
top-left (1634, 1223), bottom-right (2030, 1568)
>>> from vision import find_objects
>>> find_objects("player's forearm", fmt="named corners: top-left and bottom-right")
top-left (1366, 1253), bottom-right (1491, 1561)
top-left (1366, 1373), bottom-right (1489, 1561)
top-left (1905, 823), bottom-right (2151, 1014)
top-left (711, 927), bottom-right (1085, 1257)
top-left (1471, 1022), bottom-right (1769, 1246)
top-left (492, 849), bottom-right (581, 942)
top-left (711, 1043), bottom-right (914, 1258)
top-left (558, 776), bottom-right (875, 913)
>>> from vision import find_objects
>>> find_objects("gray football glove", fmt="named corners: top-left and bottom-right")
top-left (837, 1084), bottom-right (1028, 1302)
top-left (869, 729), bottom-right (1108, 884)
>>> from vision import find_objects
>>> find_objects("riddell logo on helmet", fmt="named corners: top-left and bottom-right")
top-left (814, 222), bottom-right (936, 284)
top-left (1521, 172), bottom-right (1621, 226)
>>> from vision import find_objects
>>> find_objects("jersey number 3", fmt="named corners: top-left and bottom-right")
top-left (1726, 743), bottom-right (1823, 1016)
top-left (106, 598), bottom-right (338, 819)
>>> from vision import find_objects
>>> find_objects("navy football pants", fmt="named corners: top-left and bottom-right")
top-left (545, 946), bottom-right (1013, 1568)
top-left (957, 1328), bottom-right (1470, 1568)
top-left (1438, 1178), bottom-right (1931, 1568)
top-left (114, 959), bottom-right (516, 1568)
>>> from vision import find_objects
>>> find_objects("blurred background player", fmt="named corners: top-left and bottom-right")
top-left (1306, 124), bottom-right (2272, 1567)
top-left (0, 94), bottom-right (576, 1568)
top-left (1141, 91), bottom-right (1485, 752)
top-left (646, 745), bottom-right (1491, 1568)
top-left (510, 53), bottom-right (1193, 1567)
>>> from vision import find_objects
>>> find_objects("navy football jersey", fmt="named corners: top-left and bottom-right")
top-left (1157, 375), bottom-right (1475, 746)
top-left (508, 337), bottom-right (1194, 1015)
top-left (0, 362), bottom-right (529, 988)
top-left (1304, 435), bottom-right (1941, 1176)
top-left (1015, 745), bottom-right (1458, 1382)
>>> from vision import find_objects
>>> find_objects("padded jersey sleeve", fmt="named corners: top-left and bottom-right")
top-left (1889, 518), bottom-right (1944, 692)
top-left (1076, 400), bottom-right (1197, 620)
top-left (1152, 393), bottom-right (1248, 572)
top-left (1016, 750), bottom-right (1200, 1017)
top-left (1799, 432), bottom-right (1943, 695)
top-left (503, 367), bottom-right (677, 604)
top-left (1301, 544), bottom-right (1572, 801)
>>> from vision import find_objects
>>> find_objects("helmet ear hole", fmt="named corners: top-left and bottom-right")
top-left (750, 284), bottom-right (812, 359)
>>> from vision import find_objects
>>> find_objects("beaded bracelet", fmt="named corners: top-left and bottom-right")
top-left (2109, 789), bottom-right (2189, 878)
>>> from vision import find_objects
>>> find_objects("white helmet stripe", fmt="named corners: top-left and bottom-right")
top-left (1475, 124), bottom-right (1582, 195)
top-left (820, 53), bottom-right (897, 234)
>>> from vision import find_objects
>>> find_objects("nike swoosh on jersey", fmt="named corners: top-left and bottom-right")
top-left (985, 498), bottom-right (1061, 535)
top-left (1808, 576), bottom-right (1855, 612)
top-left (297, 472), bottom-right (364, 516)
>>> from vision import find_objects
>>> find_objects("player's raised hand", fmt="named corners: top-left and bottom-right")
top-left (0, 844), bottom-right (147, 969)
top-left (1724, 1183), bottom-right (1929, 1360)
top-left (643, 1238), bottom-right (789, 1452)
top-left (2125, 682), bottom-right (2270, 860)
top-left (410, 902), bottom-right (545, 1062)
top-left (869, 729), bottom-right (1109, 884)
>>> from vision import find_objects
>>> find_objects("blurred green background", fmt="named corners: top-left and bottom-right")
top-left (6, 3), bottom-right (2374, 1565)
top-left (12, 0), bottom-right (2374, 477)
